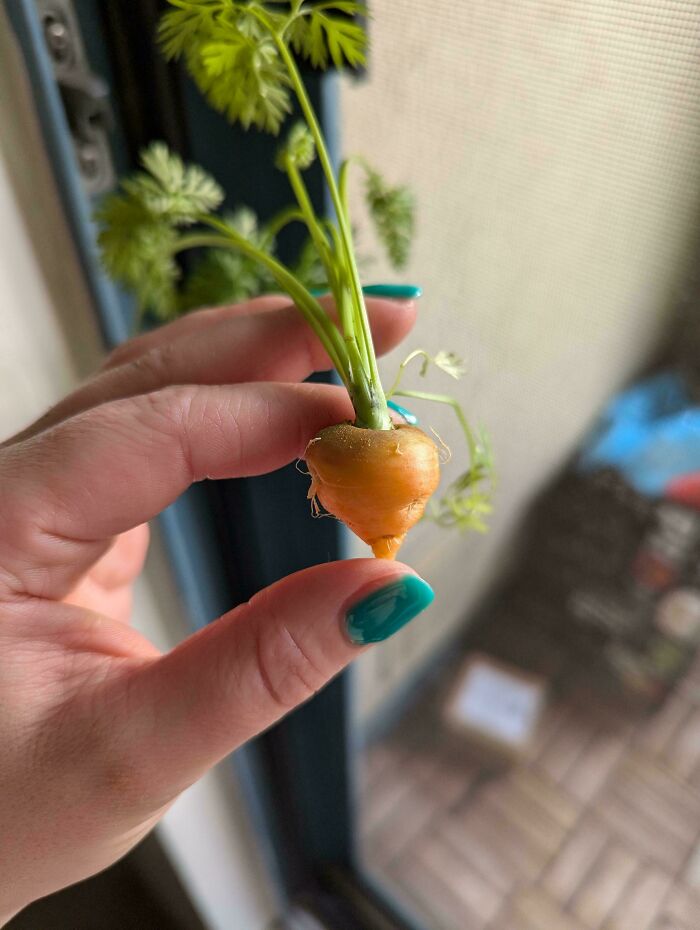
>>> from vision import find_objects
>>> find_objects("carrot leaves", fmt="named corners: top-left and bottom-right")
top-left (121, 143), bottom-right (224, 221)
top-left (287, 3), bottom-right (367, 69)
top-left (159, 1), bottom-right (367, 134)
top-left (95, 144), bottom-right (224, 319)
top-left (97, 143), bottom-right (329, 321)
top-left (363, 165), bottom-right (414, 270)
top-left (275, 122), bottom-right (316, 170)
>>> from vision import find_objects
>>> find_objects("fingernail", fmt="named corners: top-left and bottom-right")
top-left (309, 288), bottom-right (328, 298)
top-left (387, 400), bottom-right (419, 425)
top-left (345, 575), bottom-right (434, 644)
top-left (362, 284), bottom-right (423, 300)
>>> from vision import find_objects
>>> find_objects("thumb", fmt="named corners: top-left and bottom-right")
top-left (111, 559), bottom-right (433, 802)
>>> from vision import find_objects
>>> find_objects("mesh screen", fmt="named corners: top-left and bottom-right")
top-left (344, 0), bottom-right (700, 718)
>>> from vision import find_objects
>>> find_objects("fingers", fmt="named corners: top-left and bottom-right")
top-left (0, 382), bottom-right (353, 600)
top-left (13, 296), bottom-right (416, 441)
top-left (102, 295), bottom-right (291, 370)
top-left (105, 559), bottom-right (419, 803)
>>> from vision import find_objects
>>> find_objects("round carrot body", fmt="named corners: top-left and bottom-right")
top-left (304, 423), bottom-right (440, 559)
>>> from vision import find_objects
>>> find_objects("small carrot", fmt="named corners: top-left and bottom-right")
top-left (97, 1), bottom-right (493, 561)
top-left (305, 423), bottom-right (440, 559)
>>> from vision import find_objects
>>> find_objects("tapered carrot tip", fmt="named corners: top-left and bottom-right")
top-left (370, 535), bottom-right (405, 560)
top-left (305, 422), bottom-right (441, 559)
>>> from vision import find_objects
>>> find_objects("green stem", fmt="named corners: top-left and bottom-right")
top-left (176, 226), bottom-right (385, 428)
top-left (391, 389), bottom-right (480, 462)
top-left (260, 14), bottom-right (390, 430)
top-left (322, 217), bottom-right (344, 257)
top-left (338, 158), bottom-right (351, 217)
top-left (262, 206), bottom-right (306, 245)
top-left (178, 224), bottom-right (352, 389)
top-left (285, 159), bottom-right (338, 295)
top-left (385, 349), bottom-right (430, 400)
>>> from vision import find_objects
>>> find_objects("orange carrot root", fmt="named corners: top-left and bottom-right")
top-left (304, 422), bottom-right (441, 559)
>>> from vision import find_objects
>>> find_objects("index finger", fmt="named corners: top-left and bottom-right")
top-left (10, 296), bottom-right (416, 444)
top-left (0, 382), bottom-right (353, 602)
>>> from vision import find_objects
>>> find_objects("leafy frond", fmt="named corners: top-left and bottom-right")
top-left (195, 26), bottom-right (292, 132)
top-left (95, 194), bottom-right (181, 319)
top-left (363, 164), bottom-right (414, 269)
top-left (160, 3), bottom-right (294, 133)
top-left (428, 351), bottom-right (466, 380)
top-left (275, 122), bottom-right (316, 170)
top-left (226, 205), bottom-right (267, 245)
top-left (123, 142), bottom-right (224, 222)
top-left (386, 349), bottom-right (466, 400)
top-left (157, 1), bottom-right (228, 60)
top-left (180, 248), bottom-right (274, 311)
top-left (159, 0), bottom-right (368, 132)
top-left (428, 428), bottom-right (494, 532)
top-left (288, 3), bottom-right (367, 69)
top-left (95, 142), bottom-right (225, 319)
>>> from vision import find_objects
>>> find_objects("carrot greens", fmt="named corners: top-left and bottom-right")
top-left (96, 0), bottom-right (494, 540)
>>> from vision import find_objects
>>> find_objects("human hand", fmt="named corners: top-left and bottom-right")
top-left (0, 295), bottom-right (434, 922)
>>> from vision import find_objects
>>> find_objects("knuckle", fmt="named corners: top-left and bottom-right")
top-left (251, 604), bottom-right (325, 712)
top-left (101, 341), bottom-right (133, 370)
top-left (130, 384), bottom-right (195, 435)
top-left (123, 343), bottom-right (176, 390)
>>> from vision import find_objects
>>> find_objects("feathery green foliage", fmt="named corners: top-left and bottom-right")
top-left (429, 456), bottom-right (494, 532)
top-left (363, 165), bottom-right (414, 269)
top-left (159, 1), bottom-right (367, 134)
top-left (287, 2), bottom-right (367, 69)
top-left (275, 122), bottom-right (316, 171)
top-left (96, 144), bottom-right (223, 318)
top-left (95, 0), bottom-right (493, 535)
top-left (123, 143), bottom-right (224, 220)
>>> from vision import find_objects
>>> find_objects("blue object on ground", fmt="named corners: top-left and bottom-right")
top-left (578, 371), bottom-right (700, 496)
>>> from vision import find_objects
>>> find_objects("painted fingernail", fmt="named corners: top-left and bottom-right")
top-left (387, 400), bottom-right (419, 425)
top-left (345, 575), bottom-right (434, 644)
top-left (309, 288), bottom-right (329, 298)
top-left (362, 284), bottom-right (423, 300)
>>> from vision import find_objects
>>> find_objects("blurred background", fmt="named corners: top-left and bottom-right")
top-left (3, 1), bottom-right (700, 928)
top-left (348, 4), bottom-right (700, 928)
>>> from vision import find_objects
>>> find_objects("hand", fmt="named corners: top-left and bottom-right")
top-left (0, 295), bottom-right (430, 922)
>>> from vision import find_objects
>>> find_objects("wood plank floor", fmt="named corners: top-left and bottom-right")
top-left (359, 650), bottom-right (700, 930)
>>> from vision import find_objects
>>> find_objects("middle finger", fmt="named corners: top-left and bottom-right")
top-left (20, 296), bottom-right (416, 439)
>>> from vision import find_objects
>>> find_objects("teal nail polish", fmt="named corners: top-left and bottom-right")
top-left (387, 400), bottom-right (419, 425)
top-left (362, 284), bottom-right (423, 300)
top-left (346, 576), bottom-right (434, 645)
top-left (309, 287), bottom-right (328, 297)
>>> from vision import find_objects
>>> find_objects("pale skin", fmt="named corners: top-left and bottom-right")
top-left (0, 294), bottom-right (418, 924)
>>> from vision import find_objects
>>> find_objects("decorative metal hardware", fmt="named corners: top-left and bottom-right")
top-left (36, 0), bottom-right (115, 196)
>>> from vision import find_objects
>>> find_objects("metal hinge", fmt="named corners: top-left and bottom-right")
top-left (35, 0), bottom-right (115, 195)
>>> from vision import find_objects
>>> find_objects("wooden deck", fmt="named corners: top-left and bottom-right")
top-left (359, 650), bottom-right (700, 930)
